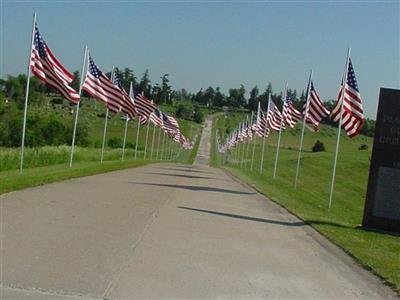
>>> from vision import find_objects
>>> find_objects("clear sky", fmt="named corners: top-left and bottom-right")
top-left (1, 1), bottom-right (399, 118)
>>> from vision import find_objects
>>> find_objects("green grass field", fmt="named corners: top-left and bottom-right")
top-left (0, 99), bottom-right (202, 193)
top-left (211, 113), bottom-right (400, 293)
top-left (1, 98), bottom-right (201, 172)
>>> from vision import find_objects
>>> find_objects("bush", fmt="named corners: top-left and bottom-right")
top-left (175, 103), bottom-right (192, 120)
top-left (193, 105), bottom-right (204, 124)
top-left (108, 137), bottom-right (122, 149)
top-left (358, 144), bottom-right (368, 150)
top-left (312, 140), bottom-right (325, 152)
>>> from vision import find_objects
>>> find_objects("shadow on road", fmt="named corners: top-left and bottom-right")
top-left (130, 182), bottom-right (256, 195)
top-left (144, 172), bottom-right (215, 180)
top-left (178, 206), bottom-right (305, 227)
top-left (156, 167), bottom-right (213, 174)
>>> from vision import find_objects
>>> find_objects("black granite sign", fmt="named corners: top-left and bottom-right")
top-left (363, 88), bottom-right (400, 233)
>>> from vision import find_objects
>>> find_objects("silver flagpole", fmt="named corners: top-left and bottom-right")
top-left (156, 127), bottom-right (161, 160)
top-left (294, 70), bottom-right (313, 188)
top-left (121, 116), bottom-right (129, 160)
top-left (240, 121), bottom-right (246, 167)
top-left (100, 66), bottom-right (114, 163)
top-left (19, 12), bottom-right (37, 174)
top-left (273, 83), bottom-right (288, 179)
top-left (250, 106), bottom-right (259, 171)
top-left (329, 48), bottom-right (351, 209)
top-left (143, 120), bottom-right (150, 160)
top-left (260, 94), bottom-right (271, 174)
top-left (100, 108), bottom-right (109, 163)
top-left (169, 138), bottom-right (173, 160)
top-left (150, 123), bottom-right (156, 159)
top-left (134, 118), bottom-right (140, 160)
top-left (245, 114), bottom-right (252, 169)
top-left (69, 46), bottom-right (88, 167)
top-left (161, 131), bottom-right (166, 160)
top-left (250, 134), bottom-right (257, 171)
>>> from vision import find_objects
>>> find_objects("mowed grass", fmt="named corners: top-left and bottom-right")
top-left (1, 98), bottom-right (201, 172)
top-left (0, 160), bottom-right (152, 195)
top-left (212, 113), bottom-right (400, 293)
top-left (0, 99), bottom-right (202, 193)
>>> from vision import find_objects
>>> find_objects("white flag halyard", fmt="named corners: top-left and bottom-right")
top-left (328, 48), bottom-right (365, 208)
top-left (20, 13), bottom-right (81, 173)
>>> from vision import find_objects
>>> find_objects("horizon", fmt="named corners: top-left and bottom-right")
top-left (1, 1), bottom-right (399, 119)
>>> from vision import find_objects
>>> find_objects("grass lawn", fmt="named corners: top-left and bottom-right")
top-left (211, 113), bottom-right (400, 293)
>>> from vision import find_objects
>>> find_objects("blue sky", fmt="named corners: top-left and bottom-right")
top-left (1, 1), bottom-right (399, 118)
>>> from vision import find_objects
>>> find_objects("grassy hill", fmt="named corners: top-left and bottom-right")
top-left (0, 98), bottom-right (201, 172)
top-left (211, 113), bottom-right (399, 293)
top-left (0, 98), bottom-right (202, 193)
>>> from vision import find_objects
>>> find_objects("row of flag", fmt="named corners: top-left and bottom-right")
top-left (217, 49), bottom-right (365, 208)
top-left (20, 15), bottom-right (193, 173)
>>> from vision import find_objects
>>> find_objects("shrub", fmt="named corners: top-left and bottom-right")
top-left (193, 105), bottom-right (204, 124)
top-left (108, 137), bottom-right (122, 149)
top-left (358, 144), bottom-right (368, 150)
top-left (312, 140), bottom-right (325, 152)
top-left (175, 103), bottom-right (192, 120)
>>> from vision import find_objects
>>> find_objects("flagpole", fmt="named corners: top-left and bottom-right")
top-left (100, 66), bottom-right (114, 163)
top-left (134, 118), bottom-right (140, 160)
top-left (240, 121), bottom-right (246, 167)
top-left (156, 127), bottom-right (161, 160)
top-left (273, 83), bottom-right (288, 179)
top-left (294, 69), bottom-right (313, 188)
top-left (329, 48), bottom-right (351, 209)
top-left (161, 131), bottom-right (166, 160)
top-left (250, 134), bottom-right (257, 170)
top-left (150, 123), bottom-right (156, 159)
top-left (143, 121), bottom-right (150, 160)
top-left (260, 94), bottom-right (270, 174)
top-left (245, 114), bottom-right (253, 169)
top-left (100, 108), bottom-right (109, 163)
top-left (19, 12), bottom-right (37, 174)
top-left (121, 116), bottom-right (129, 160)
top-left (69, 46), bottom-right (88, 167)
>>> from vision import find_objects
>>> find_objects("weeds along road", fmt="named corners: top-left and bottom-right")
top-left (0, 117), bottom-right (396, 299)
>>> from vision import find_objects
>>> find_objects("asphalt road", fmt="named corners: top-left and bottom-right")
top-left (0, 118), bottom-right (396, 299)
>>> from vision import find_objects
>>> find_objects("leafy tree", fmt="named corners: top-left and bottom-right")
top-left (247, 85), bottom-right (259, 111)
top-left (71, 70), bottom-right (80, 91)
top-left (139, 69), bottom-right (152, 98)
top-left (214, 87), bottom-right (225, 107)
top-left (193, 105), bottom-right (203, 123)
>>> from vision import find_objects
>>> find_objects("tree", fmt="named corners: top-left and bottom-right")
top-left (203, 86), bottom-right (215, 106)
top-left (193, 105), bottom-right (203, 123)
top-left (247, 85), bottom-right (259, 111)
top-left (214, 87), bottom-right (225, 107)
top-left (71, 70), bottom-right (80, 91)
top-left (139, 70), bottom-right (151, 98)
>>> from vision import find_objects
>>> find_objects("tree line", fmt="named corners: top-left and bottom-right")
top-left (0, 67), bottom-right (375, 143)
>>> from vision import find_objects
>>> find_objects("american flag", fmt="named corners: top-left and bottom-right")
top-left (330, 58), bottom-right (365, 138)
top-left (30, 23), bottom-right (79, 104)
top-left (282, 96), bottom-right (302, 128)
top-left (254, 101), bottom-right (269, 137)
top-left (134, 93), bottom-right (158, 124)
top-left (266, 99), bottom-right (283, 131)
top-left (112, 75), bottom-right (137, 119)
top-left (149, 109), bottom-right (164, 128)
top-left (303, 81), bottom-right (330, 132)
top-left (162, 112), bottom-right (180, 134)
top-left (82, 55), bottom-right (123, 113)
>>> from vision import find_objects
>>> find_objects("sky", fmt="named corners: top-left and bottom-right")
top-left (1, 1), bottom-right (399, 119)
